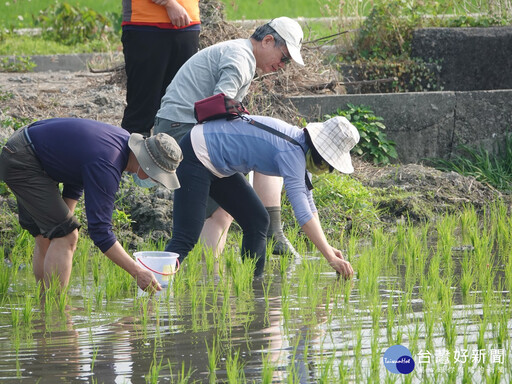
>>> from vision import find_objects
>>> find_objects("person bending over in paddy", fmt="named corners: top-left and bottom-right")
top-left (154, 16), bottom-right (305, 258)
top-left (0, 118), bottom-right (182, 292)
top-left (165, 115), bottom-right (359, 278)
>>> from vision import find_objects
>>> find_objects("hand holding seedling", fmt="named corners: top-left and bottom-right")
top-left (135, 267), bottom-right (163, 292)
top-left (330, 247), bottom-right (354, 280)
top-left (301, 214), bottom-right (354, 279)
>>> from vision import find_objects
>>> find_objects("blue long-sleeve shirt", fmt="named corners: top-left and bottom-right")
top-left (192, 116), bottom-right (317, 226)
top-left (27, 118), bottom-right (130, 252)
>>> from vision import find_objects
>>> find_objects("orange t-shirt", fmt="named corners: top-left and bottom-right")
top-left (122, 0), bottom-right (200, 29)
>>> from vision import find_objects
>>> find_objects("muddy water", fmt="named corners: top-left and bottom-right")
top-left (0, 252), bottom-right (511, 383)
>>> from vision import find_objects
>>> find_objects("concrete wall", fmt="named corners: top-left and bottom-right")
top-left (411, 27), bottom-right (512, 91)
top-left (288, 89), bottom-right (512, 164)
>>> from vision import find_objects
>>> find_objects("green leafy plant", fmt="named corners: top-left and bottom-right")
top-left (325, 104), bottom-right (397, 165)
top-left (339, 58), bottom-right (443, 93)
top-left (0, 56), bottom-right (36, 72)
top-left (112, 208), bottom-right (134, 231)
top-left (35, 2), bottom-right (111, 45)
top-left (0, 114), bottom-right (33, 130)
top-left (351, 0), bottom-right (425, 61)
top-left (0, 87), bottom-right (14, 101)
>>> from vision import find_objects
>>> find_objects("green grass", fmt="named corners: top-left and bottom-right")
top-left (0, 0), bottom-right (489, 29)
top-left (0, 34), bottom-right (121, 55)
top-left (0, 0), bottom-right (120, 29)
top-left (432, 133), bottom-right (512, 191)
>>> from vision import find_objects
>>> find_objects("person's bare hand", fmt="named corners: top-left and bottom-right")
top-left (153, 0), bottom-right (191, 27)
top-left (135, 267), bottom-right (162, 292)
top-left (329, 248), bottom-right (354, 279)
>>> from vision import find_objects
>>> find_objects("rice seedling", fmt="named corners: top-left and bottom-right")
top-left (231, 256), bottom-right (256, 298)
top-left (279, 252), bottom-right (292, 278)
top-left (104, 260), bottom-right (133, 301)
top-left (146, 350), bottom-right (164, 384)
top-left (353, 323), bottom-right (363, 380)
top-left (225, 348), bottom-right (246, 383)
top-left (10, 300), bottom-right (21, 328)
top-left (205, 338), bottom-right (218, 382)
top-left (261, 348), bottom-right (276, 384)
top-left (94, 285), bottom-right (104, 310)
top-left (0, 257), bottom-right (12, 304)
top-left (317, 353), bottom-right (336, 383)
top-left (21, 293), bottom-right (34, 325)
top-left (386, 294), bottom-right (396, 345)
top-left (439, 280), bottom-right (456, 349)
top-left (168, 360), bottom-right (195, 384)
top-left (9, 229), bottom-right (34, 270)
top-left (91, 346), bottom-right (99, 371)
top-left (459, 250), bottom-right (475, 302)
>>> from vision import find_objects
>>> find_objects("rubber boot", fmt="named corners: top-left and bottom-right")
top-left (266, 206), bottom-right (298, 255)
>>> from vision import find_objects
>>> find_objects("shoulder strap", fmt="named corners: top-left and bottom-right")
top-left (248, 119), bottom-right (305, 152)
top-left (247, 118), bottom-right (313, 190)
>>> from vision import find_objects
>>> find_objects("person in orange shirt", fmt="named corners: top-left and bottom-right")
top-left (121, 0), bottom-right (200, 136)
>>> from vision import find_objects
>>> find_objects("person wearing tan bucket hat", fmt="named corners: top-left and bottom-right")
top-left (0, 118), bottom-right (182, 292)
top-left (164, 114), bottom-right (359, 279)
top-left (154, 16), bottom-right (305, 260)
top-left (128, 132), bottom-right (182, 190)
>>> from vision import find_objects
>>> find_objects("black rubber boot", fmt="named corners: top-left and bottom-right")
top-left (266, 206), bottom-right (298, 256)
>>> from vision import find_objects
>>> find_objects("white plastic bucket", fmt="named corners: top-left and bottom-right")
top-left (134, 251), bottom-right (180, 288)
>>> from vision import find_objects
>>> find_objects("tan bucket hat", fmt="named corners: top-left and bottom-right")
top-left (305, 116), bottom-right (360, 174)
top-left (128, 133), bottom-right (183, 190)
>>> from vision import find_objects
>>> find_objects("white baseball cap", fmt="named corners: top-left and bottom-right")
top-left (306, 116), bottom-right (360, 174)
top-left (268, 17), bottom-right (304, 66)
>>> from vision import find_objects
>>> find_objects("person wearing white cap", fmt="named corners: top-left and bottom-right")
top-left (0, 118), bottom-right (182, 292)
top-left (165, 115), bottom-right (359, 278)
top-left (154, 16), bottom-right (305, 259)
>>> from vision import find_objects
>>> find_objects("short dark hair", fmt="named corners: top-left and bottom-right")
top-left (251, 23), bottom-right (286, 47)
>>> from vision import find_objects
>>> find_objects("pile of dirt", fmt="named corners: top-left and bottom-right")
top-left (353, 159), bottom-right (509, 223)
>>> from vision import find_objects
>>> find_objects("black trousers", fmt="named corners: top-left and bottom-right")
top-left (121, 27), bottom-right (200, 135)
top-left (165, 133), bottom-right (269, 275)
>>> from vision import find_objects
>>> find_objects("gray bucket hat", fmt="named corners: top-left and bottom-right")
top-left (305, 116), bottom-right (360, 174)
top-left (128, 133), bottom-right (183, 190)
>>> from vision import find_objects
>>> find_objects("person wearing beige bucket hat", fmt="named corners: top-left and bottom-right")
top-left (128, 132), bottom-right (182, 190)
top-left (154, 16), bottom-right (305, 260)
top-left (164, 114), bottom-right (359, 279)
top-left (304, 116), bottom-right (360, 174)
top-left (0, 118), bottom-right (182, 292)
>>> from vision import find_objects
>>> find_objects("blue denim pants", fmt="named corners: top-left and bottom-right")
top-left (165, 132), bottom-right (269, 274)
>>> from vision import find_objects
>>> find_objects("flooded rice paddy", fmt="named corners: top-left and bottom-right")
top-left (1, 204), bottom-right (511, 383)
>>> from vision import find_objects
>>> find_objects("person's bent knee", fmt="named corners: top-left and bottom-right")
top-left (45, 216), bottom-right (81, 240)
top-left (210, 207), bottom-right (233, 223)
top-left (64, 228), bottom-right (79, 249)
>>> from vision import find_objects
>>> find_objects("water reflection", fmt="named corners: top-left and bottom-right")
top-left (1, 244), bottom-right (511, 383)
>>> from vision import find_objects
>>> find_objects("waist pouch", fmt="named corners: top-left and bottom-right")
top-left (194, 93), bottom-right (249, 123)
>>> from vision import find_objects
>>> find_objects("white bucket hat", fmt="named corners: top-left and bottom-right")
top-left (128, 133), bottom-right (183, 190)
top-left (268, 17), bottom-right (304, 66)
top-left (306, 116), bottom-right (360, 174)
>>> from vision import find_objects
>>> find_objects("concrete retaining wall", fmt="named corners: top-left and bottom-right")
top-left (411, 27), bottom-right (512, 91)
top-left (288, 90), bottom-right (512, 164)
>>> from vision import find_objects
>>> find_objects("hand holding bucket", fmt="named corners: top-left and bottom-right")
top-left (134, 251), bottom-right (180, 288)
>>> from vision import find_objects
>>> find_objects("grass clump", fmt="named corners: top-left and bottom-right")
top-left (433, 133), bottom-right (512, 191)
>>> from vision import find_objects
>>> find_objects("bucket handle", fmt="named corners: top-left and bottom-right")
top-left (137, 257), bottom-right (180, 276)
